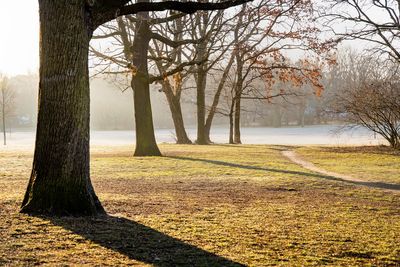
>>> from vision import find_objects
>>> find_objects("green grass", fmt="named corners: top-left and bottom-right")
top-left (296, 146), bottom-right (400, 184)
top-left (0, 144), bottom-right (399, 266)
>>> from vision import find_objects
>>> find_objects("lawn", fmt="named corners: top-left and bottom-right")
top-left (296, 146), bottom-right (400, 184)
top-left (0, 144), bottom-right (399, 266)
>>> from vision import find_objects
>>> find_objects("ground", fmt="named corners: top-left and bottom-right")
top-left (0, 144), bottom-right (399, 266)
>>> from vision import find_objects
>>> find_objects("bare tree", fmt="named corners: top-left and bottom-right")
top-left (91, 9), bottom-right (210, 148)
top-left (22, 0), bottom-right (252, 216)
top-left (149, 13), bottom-right (197, 144)
top-left (330, 53), bottom-right (400, 149)
top-left (185, 9), bottom-right (231, 144)
top-left (0, 75), bottom-right (15, 146)
top-left (323, 0), bottom-right (400, 62)
top-left (222, 0), bottom-right (328, 143)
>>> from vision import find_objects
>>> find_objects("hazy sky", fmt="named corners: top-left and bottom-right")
top-left (0, 1), bottom-right (39, 76)
top-left (0, 1), bottom-right (371, 76)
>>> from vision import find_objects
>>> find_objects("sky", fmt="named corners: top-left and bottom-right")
top-left (0, 1), bottom-right (372, 77)
top-left (0, 1), bottom-right (39, 76)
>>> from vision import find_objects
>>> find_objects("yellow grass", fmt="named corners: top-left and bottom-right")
top-left (0, 144), bottom-right (399, 266)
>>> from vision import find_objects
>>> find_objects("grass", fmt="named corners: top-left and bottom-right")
top-left (0, 144), bottom-right (399, 266)
top-left (296, 146), bottom-right (400, 184)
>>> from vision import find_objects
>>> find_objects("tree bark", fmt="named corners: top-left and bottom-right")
top-left (21, 0), bottom-right (104, 216)
top-left (233, 49), bottom-right (243, 144)
top-left (233, 95), bottom-right (242, 144)
top-left (196, 69), bottom-right (208, 144)
top-left (20, 0), bottom-right (249, 216)
top-left (132, 2), bottom-right (162, 156)
top-left (229, 99), bottom-right (235, 144)
top-left (204, 53), bottom-right (235, 143)
top-left (163, 83), bottom-right (192, 144)
top-left (195, 40), bottom-right (209, 145)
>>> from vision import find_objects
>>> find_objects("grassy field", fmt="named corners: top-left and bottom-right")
top-left (0, 144), bottom-right (399, 266)
top-left (296, 146), bottom-right (400, 184)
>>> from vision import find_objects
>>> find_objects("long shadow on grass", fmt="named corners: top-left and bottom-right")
top-left (46, 215), bottom-right (244, 267)
top-left (168, 156), bottom-right (400, 192)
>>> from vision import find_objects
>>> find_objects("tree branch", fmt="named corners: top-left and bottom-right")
top-left (94, 0), bottom-right (253, 27)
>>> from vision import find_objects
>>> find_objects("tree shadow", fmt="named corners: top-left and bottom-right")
top-left (44, 215), bottom-right (245, 266)
top-left (167, 156), bottom-right (400, 192)
top-left (211, 144), bottom-right (258, 149)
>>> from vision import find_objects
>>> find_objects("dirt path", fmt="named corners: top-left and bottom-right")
top-left (282, 150), bottom-right (400, 193)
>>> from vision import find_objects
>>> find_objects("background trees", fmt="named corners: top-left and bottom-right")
top-left (323, 0), bottom-right (400, 62)
top-left (0, 75), bottom-right (15, 145)
top-left (91, 10), bottom-right (202, 147)
top-left (21, 0), bottom-right (254, 216)
top-left (90, 0), bottom-right (333, 146)
top-left (18, 0), bottom-right (400, 216)
top-left (328, 52), bottom-right (400, 149)
top-left (318, 0), bottom-right (400, 149)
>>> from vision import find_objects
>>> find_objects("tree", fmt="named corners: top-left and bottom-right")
top-left (21, 0), bottom-right (252, 216)
top-left (186, 9), bottom-right (229, 144)
top-left (129, 0), bottom-right (162, 156)
top-left (221, 0), bottom-right (328, 143)
top-left (323, 0), bottom-right (400, 62)
top-left (0, 75), bottom-right (15, 146)
top-left (329, 53), bottom-right (400, 149)
top-left (91, 10), bottom-right (200, 146)
top-left (149, 13), bottom-right (198, 144)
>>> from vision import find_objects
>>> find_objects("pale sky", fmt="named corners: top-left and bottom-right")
top-left (0, 1), bottom-right (375, 77)
top-left (0, 1), bottom-right (39, 76)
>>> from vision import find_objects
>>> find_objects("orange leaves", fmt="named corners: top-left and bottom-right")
top-left (298, 59), bottom-right (324, 97)
top-left (161, 72), bottom-right (183, 93)
top-left (256, 55), bottom-right (324, 98)
top-left (172, 72), bottom-right (183, 91)
top-left (127, 63), bottom-right (138, 77)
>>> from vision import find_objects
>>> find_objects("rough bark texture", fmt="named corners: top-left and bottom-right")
top-left (21, 0), bottom-right (104, 216)
top-left (132, 2), bottom-right (162, 156)
top-left (196, 67), bottom-right (208, 145)
top-left (193, 30), bottom-right (209, 145)
top-left (20, 0), bottom-right (249, 216)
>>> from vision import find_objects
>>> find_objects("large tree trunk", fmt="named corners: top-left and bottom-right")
top-left (163, 83), bottom-right (192, 144)
top-left (195, 40), bottom-right (209, 145)
top-left (21, 0), bottom-right (104, 216)
top-left (132, 4), bottom-right (161, 156)
top-left (196, 68), bottom-right (208, 145)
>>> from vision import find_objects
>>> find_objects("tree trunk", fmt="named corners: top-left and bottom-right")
top-left (195, 40), bottom-right (208, 145)
top-left (2, 88), bottom-right (5, 146)
top-left (132, 4), bottom-right (161, 156)
top-left (233, 50), bottom-right (243, 144)
top-left (297, 100), bottom-right (306, 127)
top-left (163, 83), bottom-right (192, 144)
top-left (229, 99), bottom-right (235, 144)
top-left (233, 96), bottom-right (242, 144)
top-left (21, 0), bottom-right (104, 216)
top-left (204, 53), bottom-right (235, 143)
top-left (196, 69), bottom-right (208, 144)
